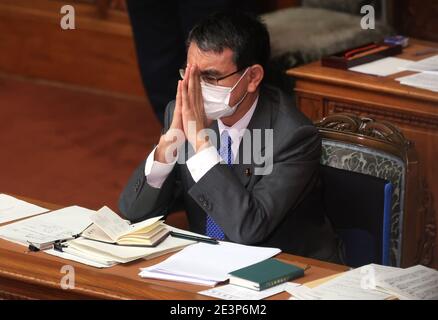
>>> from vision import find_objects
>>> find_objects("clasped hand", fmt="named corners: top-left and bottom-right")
top-left (155, 64), bottom-right (211, 163)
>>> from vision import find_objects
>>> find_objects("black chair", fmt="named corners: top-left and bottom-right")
top-left (321, 165), bottom-right (392, 268)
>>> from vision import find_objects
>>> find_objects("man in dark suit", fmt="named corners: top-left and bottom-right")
top-left (119, 11), bottom-right (342, 263)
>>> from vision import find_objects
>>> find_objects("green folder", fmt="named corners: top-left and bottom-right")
top-left (228, 258), bottom-right (305, 291)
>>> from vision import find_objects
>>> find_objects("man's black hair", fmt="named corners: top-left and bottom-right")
top-left (187, 11), bottom-right (271, 71)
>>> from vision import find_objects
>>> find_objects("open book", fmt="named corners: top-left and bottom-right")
top-left (82, 206), bottom-right (169, 246)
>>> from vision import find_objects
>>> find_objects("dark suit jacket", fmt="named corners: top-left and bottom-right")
top-left (119, 85), bottom-right (340, 263)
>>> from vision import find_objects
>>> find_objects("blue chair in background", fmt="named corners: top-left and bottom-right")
top-left (321, 165), bottom-right (392, 267)
top-left (316, 113), bottom-right (419, 267)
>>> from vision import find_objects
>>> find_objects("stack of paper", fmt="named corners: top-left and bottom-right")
top-left (396, 54), bottom-right (438, 92)
top-left (287, 264), bottom-right (397, 300)
top-left (286, 263), bottom-right (438, 300)
top-left (401, 55), bottom-right (438, 74)
top-left (0, 202), bottom-right (201, 268)
top-left (139, 242), bottom-right (281, 286)
top-left (46, 247), bottom-right (117, 268)
top-left (396, 73), bottom-right (438, 92)
top-left (375, 265), bottom-right (438, 300)
top-left (47, 224), bottom-right (198, 268)
top-left (0, 204), bottom-right (117, 267)
top-left (0, 194), bottom-right (48, 224)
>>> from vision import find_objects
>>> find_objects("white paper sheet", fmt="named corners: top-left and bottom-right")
top-left (289, 264), bottom-right (398, 300)
top-left (401, 54), bottom-right (438, 74)
top-left (0, 194), bottom-right (48, 224)
top-left (141, 241), bottom-right (281, 285)
top-left (376, 265), bottom-right (438, 300)
top-left (199, 282), bottom-right (298, 300)
top-left (0, 205), bottom-right (94, 246)
top-left (349, 57), bottom-right (412, 76)
top-left (396, 72), bottom-right (438, 92)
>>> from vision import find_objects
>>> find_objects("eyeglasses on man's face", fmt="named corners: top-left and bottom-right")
top-left (179, 67), bottom-right (246, 86)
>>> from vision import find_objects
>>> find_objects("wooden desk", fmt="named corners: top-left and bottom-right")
top-left (287, 39), bottom-right (438, 269)
top-left (0, 196), bottom-right (348, 300)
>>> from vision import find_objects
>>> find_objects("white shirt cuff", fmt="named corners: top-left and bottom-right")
top-left (186, 146), bottom-right (221, 183)
top-left (144, 146), bottom-right (177, 189)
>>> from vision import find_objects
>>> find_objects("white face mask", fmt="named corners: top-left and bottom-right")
top-left (201, 68), bottom-right (249, 120)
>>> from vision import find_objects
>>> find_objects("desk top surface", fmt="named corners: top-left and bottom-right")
top-left (287, 39), bottom-right (438, 104)
top-left (0, 196), bottom-right (348, 300)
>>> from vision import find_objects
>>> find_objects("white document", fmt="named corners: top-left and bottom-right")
top-left (141, 241), bottom-right (281, 286)
top-left (376, 265), bottom-right (438, 300)
top-left (290, 264), bottom-right (398, 300)
top-left (0, 205), bottom-right (94, 246)
top-left (0, 194), bottom-right (48, 224)
top-left (396, 72), bottom-right (438, 92)
top-left (199, 282), bottom-right (298, 300)
top-left (401, 54), bottom-right (438, 74)
top-left (349, 57), bottom-right (412, 77)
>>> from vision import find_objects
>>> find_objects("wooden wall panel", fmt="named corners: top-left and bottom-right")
top-left (0, 0), bottom-right (144, 97)
top-left (394, 0), bottom-right (438, 42)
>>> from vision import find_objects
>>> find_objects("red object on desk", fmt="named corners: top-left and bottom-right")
top-left (322, 43), bottom-right (402, 69)
top-left (344, 44), bottom-right (378, 58)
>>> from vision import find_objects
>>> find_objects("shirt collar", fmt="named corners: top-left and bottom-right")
top-left (217, 95), bottom-right (259, 144)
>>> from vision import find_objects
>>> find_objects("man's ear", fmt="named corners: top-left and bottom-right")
top-left (247, 64), bottom-right (264, 93)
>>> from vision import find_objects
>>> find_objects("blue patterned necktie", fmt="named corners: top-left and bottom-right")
top-left (206, 130), bottom-right (233, 240)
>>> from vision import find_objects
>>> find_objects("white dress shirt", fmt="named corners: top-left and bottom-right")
top-left (145, 96), bottom-right (259, 188)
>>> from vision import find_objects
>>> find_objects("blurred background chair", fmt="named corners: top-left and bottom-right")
top-left (261, 0), bottom-right (393, 92)
top-left (316, 113), bottom-right (419, 267)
